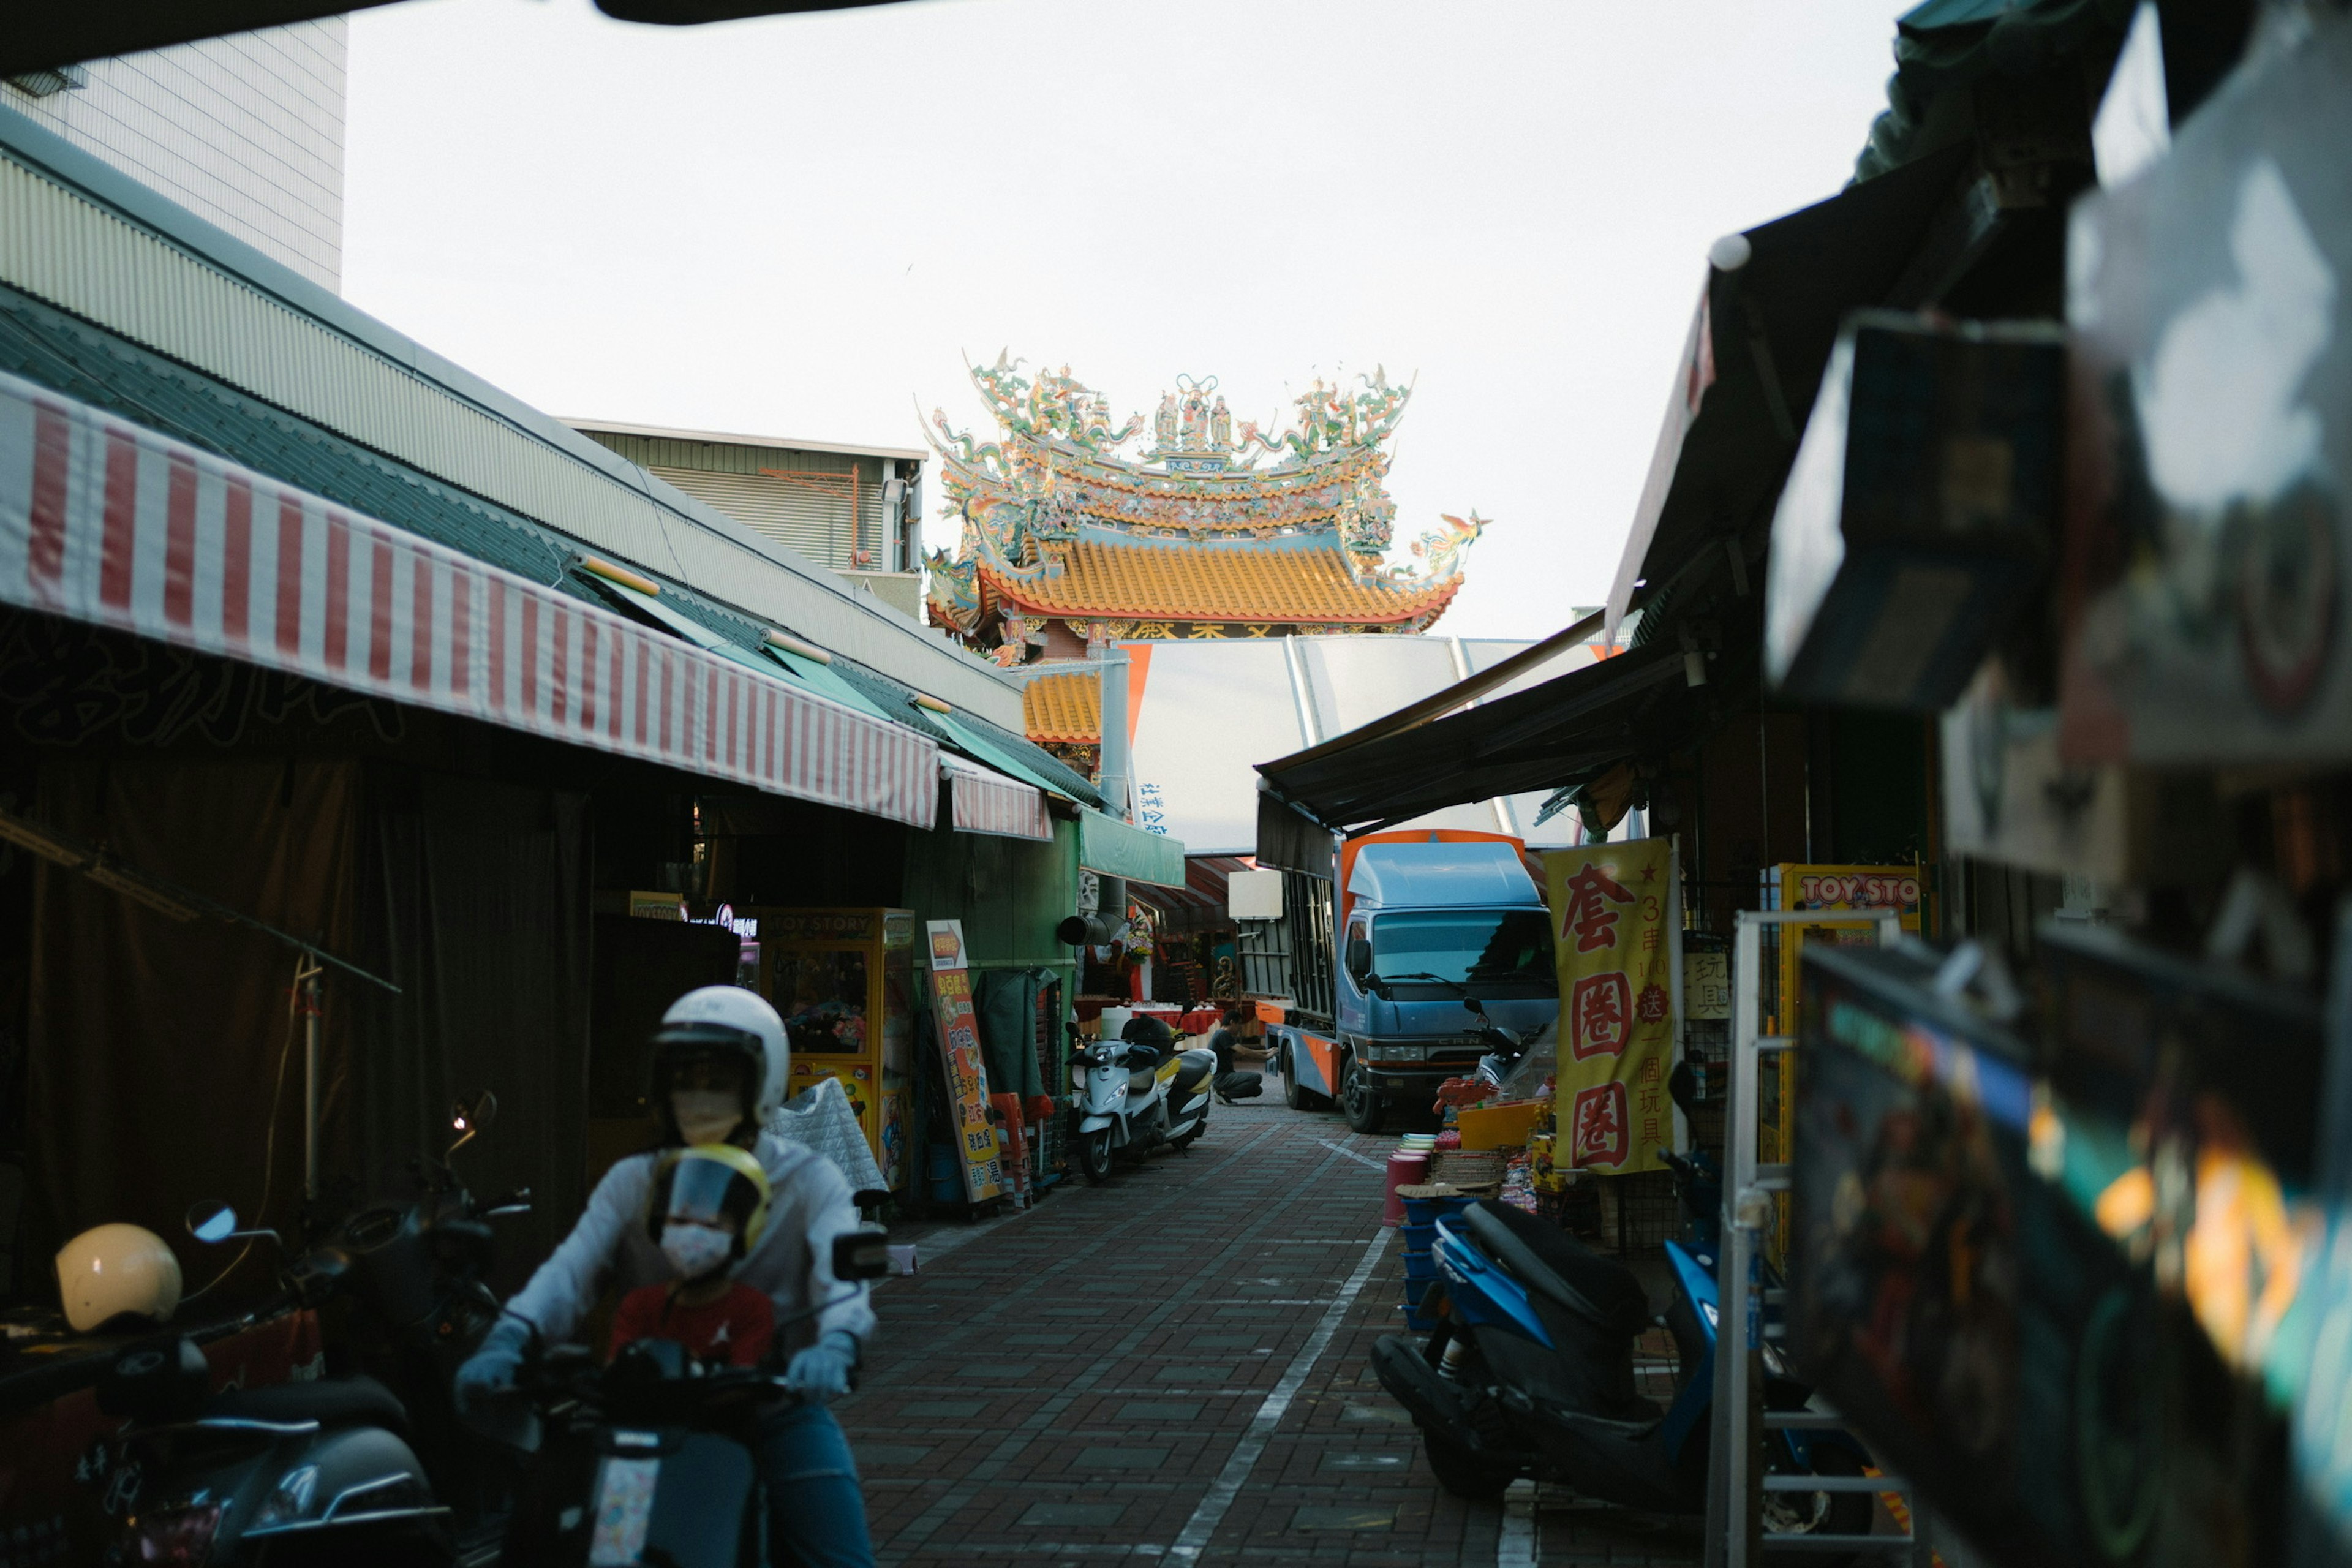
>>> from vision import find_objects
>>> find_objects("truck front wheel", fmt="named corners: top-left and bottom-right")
top-left (1341, 1054), bottom-right (1387, 1134)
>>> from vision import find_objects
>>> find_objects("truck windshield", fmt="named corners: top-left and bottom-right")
top-left (1370, 908), bottom-right (1556, 995)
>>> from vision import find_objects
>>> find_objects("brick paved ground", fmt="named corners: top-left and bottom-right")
top-left (846, 1085), bottom-right (1706, 1568)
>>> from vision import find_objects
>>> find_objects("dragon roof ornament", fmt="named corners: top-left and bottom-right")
top-left (919, 355), bottom-right (1483, 649)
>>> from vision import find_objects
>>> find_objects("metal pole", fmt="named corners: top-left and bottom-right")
top-left (1098, 644), bottom-right (1133, 823)
top-left (300, 958), bottom-right (322, 1200)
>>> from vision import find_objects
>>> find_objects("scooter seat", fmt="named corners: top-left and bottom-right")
top-left (1464, 1201), bottom-right (1651, 1340)
top-left (208, 1374), bottom-right (410, 1436)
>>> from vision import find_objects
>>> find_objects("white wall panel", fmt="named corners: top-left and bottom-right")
top-left (4, 22), bottom-right (346, 291)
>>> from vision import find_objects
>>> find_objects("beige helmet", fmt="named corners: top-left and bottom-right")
top-left (56, 1224), bottom-right (183, 1333)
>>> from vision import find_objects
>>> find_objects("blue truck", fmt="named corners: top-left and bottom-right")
top-left (1237, 831), bottom-right (1560, 1134)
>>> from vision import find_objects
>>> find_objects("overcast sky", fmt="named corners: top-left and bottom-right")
top-left (344, 0), bottom-right (1912, 639)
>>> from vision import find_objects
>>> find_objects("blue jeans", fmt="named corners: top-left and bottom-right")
top-left (759, 1403), bottom-right (873, 1568)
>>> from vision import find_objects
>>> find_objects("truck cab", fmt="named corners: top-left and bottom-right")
top-left (1264, 831), bottom-right (1558, 1134)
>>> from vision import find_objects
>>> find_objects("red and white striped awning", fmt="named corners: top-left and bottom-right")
top-left (942, 752), bottom-right (1051, 842)
top-left (0, 371), bottom-right (940, 827)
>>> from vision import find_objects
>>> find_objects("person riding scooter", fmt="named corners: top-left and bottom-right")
top-left (454, 985), bottom-right (876, 1568)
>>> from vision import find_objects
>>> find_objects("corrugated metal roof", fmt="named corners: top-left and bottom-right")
top-left (0, 99), bottom-right (1020, 728)
top-left (0, 280), bottom-right (1018, 776)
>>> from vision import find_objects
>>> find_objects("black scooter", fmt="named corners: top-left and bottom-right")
top-left (97, 1093), bottom-right (527, 1567)
top-left (499, 1229), bottom-right (893, 1567)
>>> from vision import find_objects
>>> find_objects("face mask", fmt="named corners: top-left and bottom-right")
top-left (671, 1090), bottom-right (743, 1147)
top-left (660, 1222), bottom-right (733, 1281)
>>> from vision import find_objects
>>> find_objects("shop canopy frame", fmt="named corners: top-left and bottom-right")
top-left (0, 371), bottom-right (943, 828)
top-left (1256, 140), bottom-right (1985, 846)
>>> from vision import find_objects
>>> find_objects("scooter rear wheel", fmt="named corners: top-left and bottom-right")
top-left (1420, 1433), bottom-right (1512, 1499)
top-left (1077, 1125), bottom-right (1115, 1183)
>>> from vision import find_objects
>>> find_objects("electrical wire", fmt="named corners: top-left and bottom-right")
top-left (180, 956), bottom-right (311, 1305)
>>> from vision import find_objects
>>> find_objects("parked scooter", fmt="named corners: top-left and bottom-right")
top-left (498, 1229), bottom-right (892, 1567)
top-left (97, 1092), bottom-right (528, 1567)
top-left (1371, 1199), bottom-right (1874, 1555)
top-left (1065, 1014), bottom-right (1216, 1183)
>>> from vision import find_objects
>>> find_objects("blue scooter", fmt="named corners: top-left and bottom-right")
top-left (1371, 1172), bottom-right (1876, 1553)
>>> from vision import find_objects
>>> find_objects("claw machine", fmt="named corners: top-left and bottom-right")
top-left (747, 907), bottom-right (917, 1193)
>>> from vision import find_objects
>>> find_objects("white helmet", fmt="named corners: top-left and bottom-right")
top-left (649, 986), bottom-right (790, 1143)
top-left (57, 1224), bottom-right (183, 1333)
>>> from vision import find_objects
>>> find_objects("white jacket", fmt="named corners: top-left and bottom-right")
top-left (505, 1132), bottom-right (875, 1356)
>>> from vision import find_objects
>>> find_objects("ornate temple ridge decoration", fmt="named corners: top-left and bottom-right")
top-left (921, 353), bottom-right (1487, 664)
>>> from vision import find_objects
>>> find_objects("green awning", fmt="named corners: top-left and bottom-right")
top-left (1078, 808), bottom-right (1186, 888)
top-left (759, 643), bottom-right (899, 725)
top-left (929, 709), bottom-right (1076, 801)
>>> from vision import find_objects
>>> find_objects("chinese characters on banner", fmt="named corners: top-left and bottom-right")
top-left (1543, 838), bottom-right (1676, 1174)
top-left (923, 920), bottom-right (1005, 1203)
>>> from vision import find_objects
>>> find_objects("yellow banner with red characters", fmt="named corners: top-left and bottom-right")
top-left (1543, 838), bottom-right (1675, 1174)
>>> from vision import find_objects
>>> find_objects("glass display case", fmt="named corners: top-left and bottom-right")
top-left (747, 907), bottom-right (916, 1192)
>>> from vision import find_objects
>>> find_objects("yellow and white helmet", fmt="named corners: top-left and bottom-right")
top-left (56, 1224), bottom-right (183, 1333)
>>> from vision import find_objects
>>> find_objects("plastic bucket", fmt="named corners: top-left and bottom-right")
top-left (1383, 1150), bottom-right (1431, 1226)
top-left (1403, 1251), bottom-right (1438, 1281)
top-left (1401, 1194), bottom-right (1474, 1229)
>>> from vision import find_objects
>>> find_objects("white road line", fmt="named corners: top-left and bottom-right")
top-left (1313, 1137), bottom-right (1388, 1171)
top-left (1497, 1478), bottom-right (1540, 1567)
top-left (1163, 1229), bottom-right (1390, 1562)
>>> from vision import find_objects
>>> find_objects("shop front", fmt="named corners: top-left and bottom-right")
top-left (0, 371), bottom-right (1084, 1555)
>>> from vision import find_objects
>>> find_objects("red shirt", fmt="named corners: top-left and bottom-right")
top-left (609, 1281), bottom-right (775, 1368)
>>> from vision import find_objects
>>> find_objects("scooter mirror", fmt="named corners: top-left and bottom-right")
top-left (448, 1090), bottom-right (497, 1155)
top-left (832, 1226), bottom-right (893, 1281)
top-left (186, 1200), bottom-right (238, 1244)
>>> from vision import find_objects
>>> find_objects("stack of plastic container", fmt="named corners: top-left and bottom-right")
top-left (1397, 1184), bottom-right (1474, 1332)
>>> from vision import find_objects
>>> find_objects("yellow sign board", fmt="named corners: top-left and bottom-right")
top-left (1543, 837), bottom-right (1676, 1174)
top-left (924, 919), bottom-right (1005, 1204)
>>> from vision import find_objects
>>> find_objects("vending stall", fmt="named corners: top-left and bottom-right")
top-left (749, 907), bottom-right (919, 1194)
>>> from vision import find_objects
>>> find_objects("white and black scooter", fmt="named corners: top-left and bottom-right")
top-left (1065, 1012), bottom-right (1216, 1183)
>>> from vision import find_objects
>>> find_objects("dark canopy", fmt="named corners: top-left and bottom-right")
top-left (1258, 644), bottom-right (1694, 838)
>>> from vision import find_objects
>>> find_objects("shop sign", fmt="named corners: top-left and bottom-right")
top-left (1683, 950), bottom-right (1730, 1021)
top-left (1543, 837), bottom-right (1675, 1174)
top-left (1775, 862), bottom-right (1923, 1035)
top-left (766, 909), bottom-right (880, 943)
top-left (924, 920), bottom-right (1005, 1204)
top-left (1795, 932), bottom-right (2310, 1566)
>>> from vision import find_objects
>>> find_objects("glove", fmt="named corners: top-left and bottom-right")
top-left (453, 1316), bottom-right (539, 1449)
top-left (783, 1330), bottom-right (860, 1404)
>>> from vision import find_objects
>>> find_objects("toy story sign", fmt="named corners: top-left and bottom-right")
top-left (923, 920), bottom-right (1005, 1204)
top-left (1543, 838), bottom-right (1675, 1174)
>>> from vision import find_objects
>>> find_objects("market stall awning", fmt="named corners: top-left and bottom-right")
top-left (0, 372), bottom-right (940, 827)
top-left (1602, 140), bottom-right (1974, 639)
top-left (1128, 854), bottom-right (1256, 933)
top-left (941, 753), bottom-right (1051, 842)
top-left (1256, 642), bottom-right (1693, 838)
top-left (1077, 807), bottom-right (1187, 888)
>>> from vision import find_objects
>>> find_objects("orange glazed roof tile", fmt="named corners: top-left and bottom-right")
top-left (982, 537), bottom-right (1458, 626)
top-left (1023, 671), bottom-right (1100, 744)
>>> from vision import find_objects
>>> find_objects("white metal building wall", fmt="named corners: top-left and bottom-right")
top-left (648, 467), bottom-right (848, 565)
top-left (1, 22), bottom-right (345, 292)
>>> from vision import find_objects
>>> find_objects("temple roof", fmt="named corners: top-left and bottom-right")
top-left (1023, 670), bottom-right (1100, 744)
top-left (920, 357), bottom-right (1485, 656)
top-left (982, 533), bottom-right (1461, 627)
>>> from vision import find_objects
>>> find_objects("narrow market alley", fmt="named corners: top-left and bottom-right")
top-left (851, 1093), bottom-right (1703, 1568)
